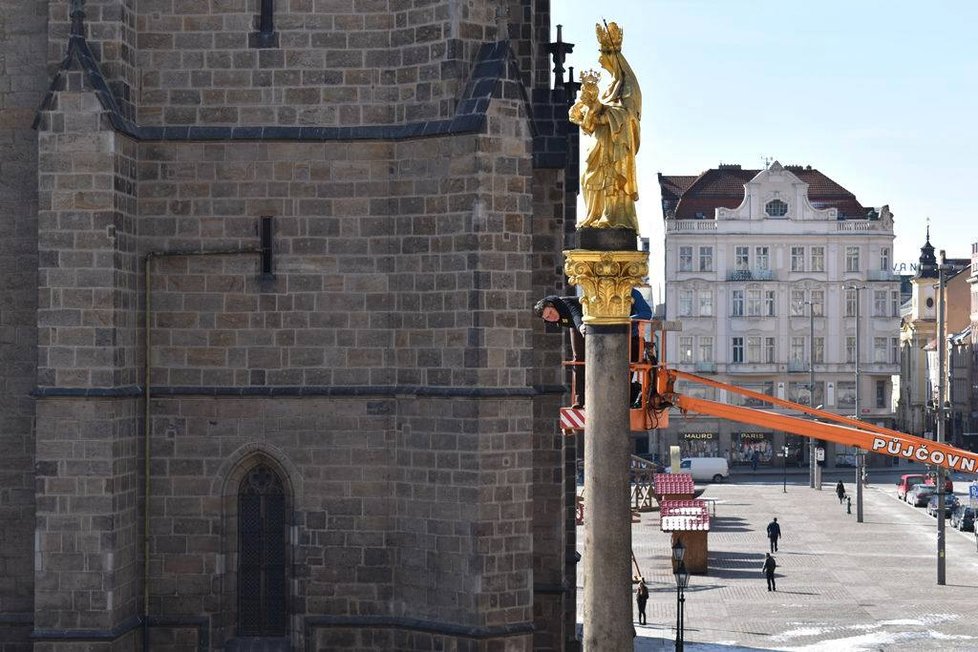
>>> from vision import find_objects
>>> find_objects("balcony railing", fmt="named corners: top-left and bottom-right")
top-left (866, 269), bottom-right (897, 281)
top-left (667, 220), bottom-right (718, 232)
top-left (726, 269), bottom-right (775, 281)
top-left (836, 220), bottom-right (888, 232)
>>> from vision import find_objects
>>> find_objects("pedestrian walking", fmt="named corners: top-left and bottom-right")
top-left (766, 517), bottom-right (781, 552)
top-left (762, 552), bottom-right (777, 591)
top-left (635, 578), bottom-right (649, 625)
top-left (750, 449), bottom-right (760, 472)
top-left (836, 481), bottom-right (846, 504)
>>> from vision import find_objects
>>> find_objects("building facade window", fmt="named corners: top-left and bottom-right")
top-left (678, 289), bottom-right (694, 316)
top-left (698, 289), bottom-right (713, 317)
top-left (845, 336), bottom-right (856, 363)
top-left (763, 337), bottom-right (775, 363)
top-left (746, 336), bottom-right (760, 363)
top-left (845, 288), bottom-right (857, 317)
top-left (811, 246), bottom-right (825, 272)
top-left (873, 337), bottom-right (888, 363)
top-left (873, 290), bottom-right (887, 317)
top-left (790, 337), bottom-right (805, 364)
top-left (238, 464), bottom-right (287, 636)
top-left (732, 337), bottom-right (744, 363)
top-left (698, 246), bottom-right (713, 272)
top-left (837, 381), bottom-right (856, 409)
top-left (880, 246), bottom-right (890, 271)
top-left (891, 290), bottom-right (900, 317)
top-left (790, 289), bottom-right (805, 316)
top-left (810, 289), bottom-right (824, 316)
top-left (890, 337), bottom-right (900, 364)
top-left (731, 289), bottom-right (744, 316)
top-left (763, 289), bottom-right (775, 316)
top-left (876, 380), bottom-right (887, 408)
top-left (845, 246), bottom-right (860, 272)
top-left (679, 246), bottom-right (693, 272)
top-left (734, 246), bottom-right (750, 271)
top-left (765, 199), bottom-right (788, 216)
top-left (699, 336), bottom-right (714, 362)
top-left (755, 246), bottom-right (770, 271)
top-left (790, 246), bottom-right (805, 271)
top-left (679, 336), bottom-right (694, 363)
top-left (814, 337), bottom-right (824, 363)
top-left (746, 289), bottom-right (762, 316)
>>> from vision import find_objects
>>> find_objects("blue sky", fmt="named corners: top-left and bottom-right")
top-left (552, 0), bottom-right (978, 293)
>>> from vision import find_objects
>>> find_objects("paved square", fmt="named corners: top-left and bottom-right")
top-left (578, 470), bottom-right (978, 650)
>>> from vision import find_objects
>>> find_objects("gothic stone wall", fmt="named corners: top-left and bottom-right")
top-left (0, 0), bottom-right (47, 648)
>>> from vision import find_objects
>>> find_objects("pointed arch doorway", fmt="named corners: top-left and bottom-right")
top-left (237, 464), bottom-right (287, 637)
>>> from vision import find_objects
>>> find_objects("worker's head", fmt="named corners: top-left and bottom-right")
top-left (533, 298), bottom-right (559, 323)
top-left (773, 517), bottom-right (777, 522)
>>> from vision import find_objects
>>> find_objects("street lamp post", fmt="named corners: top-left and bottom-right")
top-left (937, 250), bottom-right (948, 585)
top-left (782, 445), bottom-right (789, 493)
top-left (845, 285), bottom-right (865, 523)
top-left (806, 300), bottom-right (816, 489)
top-left (672, 539), bottom-right (689, 652)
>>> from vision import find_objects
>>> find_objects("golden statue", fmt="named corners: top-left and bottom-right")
top-left (569, 21), bottom-right (642, 231)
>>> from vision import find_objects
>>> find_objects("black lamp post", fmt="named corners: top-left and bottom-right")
top-left (782, 445), bottom-right (789, 493)
top-left (672, 539), bottom-right (689, 651)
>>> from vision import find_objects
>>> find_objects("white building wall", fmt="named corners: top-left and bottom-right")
top-left (661, 163), bottom-right (900, 468)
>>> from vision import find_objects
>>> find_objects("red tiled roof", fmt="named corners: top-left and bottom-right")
top-left (659, 165), bottom-right (872, 220)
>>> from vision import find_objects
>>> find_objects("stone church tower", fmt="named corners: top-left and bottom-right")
top-left (0, 1), bottom-right (581, 649)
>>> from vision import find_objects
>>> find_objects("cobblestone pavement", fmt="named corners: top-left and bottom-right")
top-left (578, 470), bottom-right (978, 651)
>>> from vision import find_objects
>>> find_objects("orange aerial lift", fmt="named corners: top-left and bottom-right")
top-left (560, 320), bottom-right (978, 474)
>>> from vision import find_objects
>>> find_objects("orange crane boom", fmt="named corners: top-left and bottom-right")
top-left (659, 369), bottom-right (978, 475)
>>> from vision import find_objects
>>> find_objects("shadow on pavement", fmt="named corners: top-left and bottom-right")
top-left (708, 516), bottom-right (751, 533)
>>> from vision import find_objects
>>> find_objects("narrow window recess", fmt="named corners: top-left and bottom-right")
top-left (260, 216), bottom-right (275, 280)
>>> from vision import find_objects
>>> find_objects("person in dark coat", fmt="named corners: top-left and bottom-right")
top-left (836, 481), bottom-right (846, 504)
top-left (762, 552), bottom-right (777, 591)
top-left (635, 578), bottom-right (649, 625)
top-left (766, 517), bottom-right (781, 552)
top-left (534, 295), bottom-right (586, 407)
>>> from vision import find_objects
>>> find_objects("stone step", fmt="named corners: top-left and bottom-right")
top-left (225, 637), bottom-right (291, 652)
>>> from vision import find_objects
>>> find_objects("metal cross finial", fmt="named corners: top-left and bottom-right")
top-left (70, 0), bottom-right (86, 36)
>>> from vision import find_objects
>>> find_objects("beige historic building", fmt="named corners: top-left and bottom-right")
top-left (658, 162), bottom-right (901, 469)
top-left (0, 1), bottom-right (583, 650)
top-left (895, 232), bottom-right (970, 442)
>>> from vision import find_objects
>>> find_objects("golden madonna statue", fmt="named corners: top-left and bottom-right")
top-left (569, 21), bottom-right (642, 231)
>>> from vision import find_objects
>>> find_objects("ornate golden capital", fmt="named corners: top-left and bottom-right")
top-left (563, 250), bottom-right (648, 324)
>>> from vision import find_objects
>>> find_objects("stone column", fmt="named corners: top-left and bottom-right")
top-left (564, 246), bottom-right (647, 651)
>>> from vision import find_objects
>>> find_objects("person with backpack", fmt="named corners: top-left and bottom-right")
top-left (762, 552), bottom-right (777, 591)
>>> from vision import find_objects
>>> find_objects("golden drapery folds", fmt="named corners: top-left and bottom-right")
top-left (564, 250), bottom-right (648, 324)
top-left (568, 21), bottom-right (642, 231)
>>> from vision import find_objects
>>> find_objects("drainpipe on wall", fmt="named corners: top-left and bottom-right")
top-left (143, 248), bottom-right (263, 650)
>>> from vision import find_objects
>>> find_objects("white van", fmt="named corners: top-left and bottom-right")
top-left (671, 457), bottom-right (729, 483)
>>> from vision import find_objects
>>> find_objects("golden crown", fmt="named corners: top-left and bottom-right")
top-left (596, 21), bottom-right (623, 52)
top-left (579, 69), bottom-right (601, 86)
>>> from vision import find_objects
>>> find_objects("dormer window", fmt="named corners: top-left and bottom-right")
top-left (765, 199), bottom-right (788, 217)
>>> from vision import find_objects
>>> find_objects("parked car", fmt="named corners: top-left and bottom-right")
top-left (669, 457), bottom-right (729, 483)
top-left (950, 505), bottom-right (975, 531)
top-left (897, 473), bottom-right (926, 500)
top-left (907, 483), bottom-right (937, 507)
top-left (923, 472), bottom-right (954, 493)
top-left (926, 493), bottom-right (959, 517)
